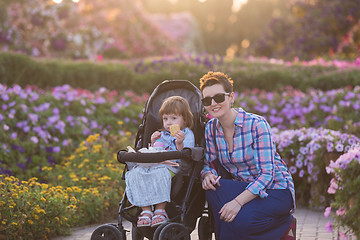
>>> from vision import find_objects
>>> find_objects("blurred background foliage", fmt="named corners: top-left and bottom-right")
top-left (1, 0), bottom-right (359, 61)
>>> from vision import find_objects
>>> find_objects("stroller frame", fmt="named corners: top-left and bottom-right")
top-left (91, 80), bottom-right (215, 240)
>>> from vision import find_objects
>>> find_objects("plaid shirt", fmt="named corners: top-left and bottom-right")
top-left (201, 108), bottom-right (295, 207)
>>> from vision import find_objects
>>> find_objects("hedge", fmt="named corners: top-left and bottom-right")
top-left (1, 52), bottom-right (360, 93)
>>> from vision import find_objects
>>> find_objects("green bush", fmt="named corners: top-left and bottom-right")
top-left (2, 52), bottom-right (360, 94)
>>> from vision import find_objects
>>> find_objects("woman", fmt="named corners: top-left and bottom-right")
top-left (200, 71), bottom-right (296, 240)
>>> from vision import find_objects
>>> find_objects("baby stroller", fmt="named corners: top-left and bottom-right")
top-left (91, 80), bottom-right (215, 240)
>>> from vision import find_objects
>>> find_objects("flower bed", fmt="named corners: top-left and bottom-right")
top-left (273, 127), bottom-right (359, 208)
top-left (0, 134), bottom-right (128, 239)
top-left (324, 145), bottom-right (360, 238)
top-left (0, 84), bottom-right (146, 180)
top-left (236, 86), bottom-right (360, 136)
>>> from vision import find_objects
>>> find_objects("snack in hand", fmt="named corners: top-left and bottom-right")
top-left (170, 124), bottom-right (180, 137)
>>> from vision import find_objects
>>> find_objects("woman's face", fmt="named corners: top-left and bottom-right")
top-left (202, 83), bottom-right (233, 119)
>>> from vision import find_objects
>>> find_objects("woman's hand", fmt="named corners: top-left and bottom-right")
top-left (219, 199), bottom-right (242, 223)
top-left (202, 173), bottom-right (220, 191)
top-left (151, 131), bottom-right (161, 145)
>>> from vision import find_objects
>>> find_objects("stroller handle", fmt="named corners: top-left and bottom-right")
top-left (117, 147), bottom-right (204, 164)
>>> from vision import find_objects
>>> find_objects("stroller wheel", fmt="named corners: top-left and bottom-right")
top-left (90, 224), bottom-right (123, 240)
top-left (158, 223), bottom-right (190, 240)
top-left (131, 225), bottom-right (144, 240)
top-left (198, 216), bottom-right (213, 240)
top-left (153, 222), bottom-right (169, 240)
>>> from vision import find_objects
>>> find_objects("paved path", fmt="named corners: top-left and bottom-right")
top-left (52, 207), bottom-right (357, 240)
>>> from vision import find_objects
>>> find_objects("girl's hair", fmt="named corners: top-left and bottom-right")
top-left (159, 96), bottom-right (194, 129)
top-left (199, 71), bottom-right (233, 93)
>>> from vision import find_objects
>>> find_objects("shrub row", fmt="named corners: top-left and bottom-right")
top-left (1, 52), bottom-right (360, 93)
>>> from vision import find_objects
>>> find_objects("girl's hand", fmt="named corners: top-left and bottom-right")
top-left (219, 199), bottom-right (242, 223)
top-left (202, 173), bottom-right (220, 191)
top-left (151, 131), bottom-right (161, 145)
top-left (174, 130), bottom-right (185, 150)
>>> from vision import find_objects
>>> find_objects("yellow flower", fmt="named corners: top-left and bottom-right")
top-left (34, 215), bottom-right (39, 220)
top-left (57, 175), bottom-right (63, 180)
top-left (28, 220), bottom-right (34, 225)
top-left (41, 197), bottom-right (46, 202)
top-left (125, 131), bottom-right (132, 137)
top-left (11, 222), bottom-right (17, 226)
top-left (117, 120), bottom-right (123, 125)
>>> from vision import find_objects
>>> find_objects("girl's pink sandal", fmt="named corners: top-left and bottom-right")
top-left (151, 209), bottom-right (169, 227)
top-left (137, 210), bottom-right (153, 227)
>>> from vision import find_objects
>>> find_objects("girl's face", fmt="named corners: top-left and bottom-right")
top-left (162, 113), bottom-right (185, 132)
top-left (202, 83), bottom-right (233, 119)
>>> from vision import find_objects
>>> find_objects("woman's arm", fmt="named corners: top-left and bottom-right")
top-left (245, 119), bottom-right (276, 198)
top-left (219, 189), bottom-right (256, 222)
top-left (201, 121), bottom-right (218, 179)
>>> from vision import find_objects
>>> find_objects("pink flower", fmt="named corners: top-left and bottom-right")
top-left (97, 55), bottom-right (103, 61)
top-left (336, 207), bottom-right (347, 216)
top-left (324, 207), bottom-right (331, 217)
top-left (339, 231), bottom-right (348, 240)
top-left (327, 178), bottom-right (338, 194)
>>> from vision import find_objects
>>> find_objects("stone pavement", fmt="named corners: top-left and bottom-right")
top-left (52, 207), bottom-right (357, 240)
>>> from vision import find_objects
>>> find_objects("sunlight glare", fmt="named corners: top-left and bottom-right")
top-left (232, 0), bottom-right (248, 12)
top-left (52, 0), bottom-right (63, 3)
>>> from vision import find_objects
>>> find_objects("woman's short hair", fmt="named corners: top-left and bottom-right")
top-left (199, 71), bottom-right (233, 93)
top-left (159, 96), bottom-right (194, 129)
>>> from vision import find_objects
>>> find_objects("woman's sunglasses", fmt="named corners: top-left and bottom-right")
top-left (201, 93), bottom-right (230, 106)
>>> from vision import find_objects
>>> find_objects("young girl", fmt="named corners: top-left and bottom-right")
top-left (125, 96), bottom-right (195, 227)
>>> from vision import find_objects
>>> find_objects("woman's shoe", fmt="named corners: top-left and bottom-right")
top-left (151, 209), bottom-right (169, 227)
top-left (281, 216), bottom-right (296, 240)
top-left (137, 210), bottom-right (153, 227)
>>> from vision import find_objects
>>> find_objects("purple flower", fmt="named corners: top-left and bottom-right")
top-left (66, 115), bottom-right (73, 122)
top-left (299, 169), bottom-right (305, 178)
top-left (327, 142), bottom-right (333, 152)
top-left (46, 147), bottom-right (53, 153)
top-left (62, 139), bottom-right (69, 146)
top-left (1, 94), bottom-right (9, 101)
top-left (3, 124), bottom-right (9, 131)
top-left (28, 113), bottom-right (39, 123)
top-left (335, 143), bottom-right (344, 152)
top-left (0, 113), bottom-right (3, 121)
top-left (10, 132), bottom-right (17, 139)
top-left (325, 221), bottom-right (333, 232)
top-left (296, 159), bottom-right (303, 168)
top-left (30, 136), bottom-right (39, 144)
top-left (53, 108), bottom-right (60, 115)
top-left (23, 126), bottom-right (30, 133)
top-left (47, 155), bottom-right (56, 165)
top-left (48, 115), bottom-right (60, 125)
top-left (52, 146), bottom-right (61, 153)
top-left (16, 163), bottom-right (26, 171)
top-left (289, 166), bottom-right (297, 174)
